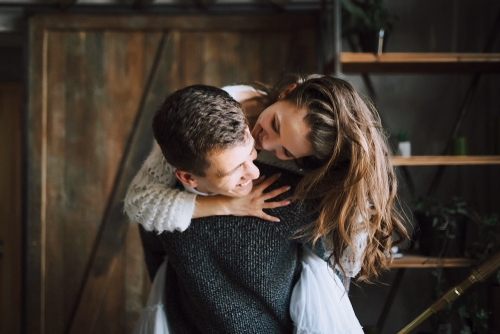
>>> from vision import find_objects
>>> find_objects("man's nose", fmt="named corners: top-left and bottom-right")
top-left (246, 161), bottom-right (260, 180)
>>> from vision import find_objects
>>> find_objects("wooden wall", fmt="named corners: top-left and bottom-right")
top-left (26, 14), bottom-right (318, 334)
top-left (0, 82), bottom-right (23, 334)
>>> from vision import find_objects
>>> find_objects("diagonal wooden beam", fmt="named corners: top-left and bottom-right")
top-left (66, 32), bottom-right (169, 334)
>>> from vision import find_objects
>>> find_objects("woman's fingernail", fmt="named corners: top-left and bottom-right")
top-left (286, 186), bottom-right (291, 191)
top-left (284, 200), bottom-right (291, 205)
top-left (275, 218), bottom-right (280, 222)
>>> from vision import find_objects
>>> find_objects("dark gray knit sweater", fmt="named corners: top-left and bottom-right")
top-left (139, 162), bottom-right (323, 334)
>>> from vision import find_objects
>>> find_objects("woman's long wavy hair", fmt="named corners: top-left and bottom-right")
top-left (252, 73), bottom-right (408, 282)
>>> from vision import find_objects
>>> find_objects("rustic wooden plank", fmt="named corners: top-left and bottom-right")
top-left (178, 31), bottom-right (203, 87)
top-left (124, 223), bottom-right (147, 333)
top-left (242, 32), bottom-right (264, 84)
top-left (0, 82), bottom-right (23, 334)
top-left (44, 30), bottom-right (69, 334)
top-left (391, 156), bottom-right (500, 166)
top-left (331, 52), bottom-right (500, 73)
top-left (68, 31), bottom-right (181, 334)
top-left (202, 32), bottom-right (224, 87)
top-left (217, 32), bottom-right (241, 86)
top-left (27, 17), bottom-right (48, 334)
top-left (30, 14), bottom-right (317, 32)
top-left (292, 28), bottom-right (319, 74)
top-left (26, 14), bottom-right (319, 334)
top-left (94, 236), bottom-right (126, 334)
top-left (390, 255), bottom-right (476, 268)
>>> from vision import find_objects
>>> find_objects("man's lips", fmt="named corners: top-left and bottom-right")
top-left (237, 179), bottom-right (252, 188)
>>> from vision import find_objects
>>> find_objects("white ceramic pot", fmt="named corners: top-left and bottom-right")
top-left (397, 141), bottom-right (411, 157)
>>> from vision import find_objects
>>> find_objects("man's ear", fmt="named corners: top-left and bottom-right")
top-left (278, 83), bottom-right (298, 99)
top-left (174, 169), bottom-right (198, 188)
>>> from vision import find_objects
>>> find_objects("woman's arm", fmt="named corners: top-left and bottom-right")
top-left (194, 174), bottom-right (291, 222)
top-left (124, 143), bottom-right (197, 232)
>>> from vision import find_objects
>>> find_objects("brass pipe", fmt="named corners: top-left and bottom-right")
top-left (397, 251), bottom-right (500, 334)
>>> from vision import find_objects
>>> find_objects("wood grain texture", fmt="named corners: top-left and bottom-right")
top-left (326, 52), bottom-right (500, 73)
top-left (27, 14), bottom-right (318, 334)
top-left (0, 82), bottom-right (23, 334)
top-left (391, 156), bottom-right (500, 166)
top-left (391, 255), bottom-right (476, 268)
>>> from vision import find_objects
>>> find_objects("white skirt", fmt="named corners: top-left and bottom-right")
top-left (132, 259), bottom-right (171, 334)
top-left (290, 248), bottom-right (364, 334)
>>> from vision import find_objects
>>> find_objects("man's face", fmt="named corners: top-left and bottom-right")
top-left (193, 129), bottom-right (260, 197)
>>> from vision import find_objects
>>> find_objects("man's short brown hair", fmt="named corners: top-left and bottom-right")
top-left (152, 85), bottom-right (248, 177)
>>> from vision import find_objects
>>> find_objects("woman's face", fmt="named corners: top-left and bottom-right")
top-left (251, 100), bottom-right (314, 160)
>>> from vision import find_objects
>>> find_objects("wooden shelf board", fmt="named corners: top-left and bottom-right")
top-left (390, 255), bottom-right (476, 268)
top-left (391, 156), bottom-right (500, 166)
top-left (325, 53), bottom-right (500, 73)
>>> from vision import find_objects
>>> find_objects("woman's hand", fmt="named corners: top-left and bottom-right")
top-left (224, 173), bottom-right (291, 222)
top-left (193, 174), bottom-right (291, 222)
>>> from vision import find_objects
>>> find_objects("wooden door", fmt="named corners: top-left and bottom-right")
top-left (27, 14), bottom-right (317, 334)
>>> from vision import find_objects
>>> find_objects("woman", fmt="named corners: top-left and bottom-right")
top-left (127, 74), bottom-right (409, 333)
top-left (125, 73), bottom-right (407, 283)
top-left (245, 73), bottom-right (407, 281)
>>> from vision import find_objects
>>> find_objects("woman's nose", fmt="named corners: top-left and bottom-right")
top-left (260, 131), bottom-right (277, 152)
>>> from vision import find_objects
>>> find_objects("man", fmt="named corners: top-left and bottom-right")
top-left (130, 85), bottom-right (321, 333)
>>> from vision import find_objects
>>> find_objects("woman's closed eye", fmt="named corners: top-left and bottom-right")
top-left (272, 116), bottom-right (278, 133)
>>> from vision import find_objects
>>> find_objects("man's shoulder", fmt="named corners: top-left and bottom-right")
top-left (254, 161), bottom-right (304, 188)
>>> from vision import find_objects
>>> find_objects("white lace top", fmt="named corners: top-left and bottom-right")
top-left (123, 85), bottom-right (367, 277)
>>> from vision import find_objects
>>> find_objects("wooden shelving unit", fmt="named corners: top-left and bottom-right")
top-left (390, 255), bottom-right (476, 269)
top-left (391, 155), bottom-right (500, 166)
top-left (323, 3), bottom-right (500, 330)
top-left (324, 53), bottom-right (500, 73)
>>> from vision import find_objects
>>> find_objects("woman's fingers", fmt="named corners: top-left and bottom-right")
top-left (262, 186), bottom-right (291, 201)
top-left (254, 173), bottom-right (281, 190)
top-left (256, 212), bottom-right (282, 223)
top-left (252, 175), bottom-right (266, 187)
top-left (263, 199), bottom-right (291, 209)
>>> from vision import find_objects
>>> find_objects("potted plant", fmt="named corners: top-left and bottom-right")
top-left (468, 213), bottom-right (500, 332)
top-left (341, 0), bottom-right (397, 53)
top-left (394, 130), bottom-right (411, 157)
top-left (414, 201), bottom-right (499, 333)
top-left (412, 196), bottom-right (472, 258)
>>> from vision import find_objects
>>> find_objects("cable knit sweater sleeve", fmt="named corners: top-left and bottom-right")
top-left (124, 143), bottom-right (197, 232)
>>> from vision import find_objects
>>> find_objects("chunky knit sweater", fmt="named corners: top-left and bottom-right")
top-left (139, 162), bottom-right (324, 334)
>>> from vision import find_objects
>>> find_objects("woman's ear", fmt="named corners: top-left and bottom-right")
top-left (174, 169), bottom-right (198, 188)
top-left (278, 83), bottom-right (298, 99)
